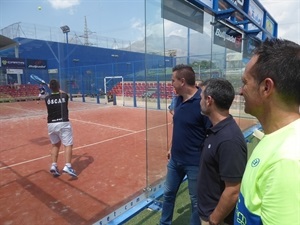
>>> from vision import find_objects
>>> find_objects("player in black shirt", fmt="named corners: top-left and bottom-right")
top-left (45, 79), bottom-right (77, 177)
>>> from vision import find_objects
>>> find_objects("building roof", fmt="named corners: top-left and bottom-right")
top-left (0, 35), bottom-right (18, 51)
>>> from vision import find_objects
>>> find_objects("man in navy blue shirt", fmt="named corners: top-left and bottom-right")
top-left (197, 78), bottom-right (247, 225)
top-left (160, 64), bottom-right (211, 225)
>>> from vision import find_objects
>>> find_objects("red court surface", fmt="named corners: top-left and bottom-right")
top-left (0, 101), bottom-right (172, 225)
top-left (0, 100), bottom-right (256, 225)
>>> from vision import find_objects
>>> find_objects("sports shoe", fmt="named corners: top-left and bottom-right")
top-left (50, 165), bottom-right (60, 177)
top-left (63, 165), bottom-right (77, 177)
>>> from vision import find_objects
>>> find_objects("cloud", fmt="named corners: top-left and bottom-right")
top-left (131, 18), bottom-right (144, 33)
top-left (47, 0), bottom-right (80, 10)
top-left (130, 0), bottom-right (299, 44)
top-left (164, 20), bottom-right (187, 38)
top-left (164, 0), bottom-right (300, 44)
top-left (130, 18), bottom-right (145, 41)
top-left (260, 0), bottom-right (300, 44)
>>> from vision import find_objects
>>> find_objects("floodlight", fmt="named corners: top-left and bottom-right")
top-left (60, 25), bottom-right (70, 33)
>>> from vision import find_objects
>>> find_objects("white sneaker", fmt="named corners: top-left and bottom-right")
top-left (50, 165), bottom-right (60, 177)
top-left (63, 165), bottom-right (77, 177)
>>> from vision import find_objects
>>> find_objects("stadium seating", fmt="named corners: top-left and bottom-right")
top-left (109, 82), bottom-right (173, 99)
top-left (0, 84), bottom-right (40, 102)
top-left (0, 82), bottom-right (175, 102)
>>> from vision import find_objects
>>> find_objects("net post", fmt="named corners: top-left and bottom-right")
top-left (113, 94), bottom-right (117, 105)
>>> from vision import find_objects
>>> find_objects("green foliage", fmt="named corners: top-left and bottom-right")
top-left (124, 181), bottom-right (190, 225)
top-left (191, 60), bottom-right (218, 70)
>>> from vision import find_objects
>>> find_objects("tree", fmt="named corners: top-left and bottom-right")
top-left (191, 60), bottom-right (218, 72)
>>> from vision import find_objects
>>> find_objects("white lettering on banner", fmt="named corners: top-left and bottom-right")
top-left (6, 60), bottom-right (25, 65)
top-left (28, 65), bottom-right (47, 69)
top-left (48, 69), bottom-right (58, 74)
top-left (215, 28), bottom-right (236, 43)
top-left (6, 69), bottom-right (23, 74)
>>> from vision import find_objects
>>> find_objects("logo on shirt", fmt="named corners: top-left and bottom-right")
top-left (235, 197), bottom-right (247, 225)
top-left (251, 158), bottom-right (260, 167)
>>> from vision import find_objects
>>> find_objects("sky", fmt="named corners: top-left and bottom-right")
top-left (259, 0), bottom-right (300, 44)
top-left (0, 0), bottom-right (299, 44)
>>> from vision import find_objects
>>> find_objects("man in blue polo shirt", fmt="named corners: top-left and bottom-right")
top-left (197, 78), bottom-right (247, 225)
top-left (159, 64), bottom-right (211, 225)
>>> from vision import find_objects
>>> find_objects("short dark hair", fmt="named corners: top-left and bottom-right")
top-left (49, 79), bottom-right (60, 92)
top-left (172, 64), bottom-right (195, 86)
top-left (202, 78), bottom-right (235, 110)
top-left (251, 38), bottom-right (300, 104)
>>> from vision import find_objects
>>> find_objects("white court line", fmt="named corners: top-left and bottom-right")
top-left (0, 122), bottom-right (170, 170)
top-left (0, 113), bottom-right (46, 121)
top-left (71, 118), bottom-right (137, 133)
top-left (2, 105), bottom-right (35, 112)
top-left (0, 105), bottom-right (46, 120)
top-left (0, 102), bottom-right (107, 117)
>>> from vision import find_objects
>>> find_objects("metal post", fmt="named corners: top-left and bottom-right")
top-left (60, 25), bottom-right (71, 100)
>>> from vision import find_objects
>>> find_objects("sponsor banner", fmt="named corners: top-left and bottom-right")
top-left (265, 16), bottom-right (275, 36)
top-left (243, 35), bottom-right (261, 59)
top-left (48, 68), bottom-right (58, 74)
top-left (248, 0), bottom-right (263, 30)
top-left (1, 57), bottom-right (26, 68)
top-left (218, 0), bottom-right (244, 22)
top-left (162, 0), bottom-right (204, 33)
top-left (213, 23), bottom-right (242, 52)
top-left (226, 0), bottom-right (244, 10)
top-left (6, 68), bottom-right (23, 74)
top-left (27, 59), bottom-right (47, 69)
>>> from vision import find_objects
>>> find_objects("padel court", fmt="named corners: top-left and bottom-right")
top-left (0, 100), bottom-right (175, 225)
top-left (0, 100), bottom-right (257, 225)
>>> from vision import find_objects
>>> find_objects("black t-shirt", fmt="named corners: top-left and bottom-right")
top-left (197, 115), bottom-right (247, 224)
top-left (45, 92), bottom-right (69, 123)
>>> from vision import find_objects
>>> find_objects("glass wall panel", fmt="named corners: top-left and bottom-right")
top-left (0, 1), bottom-right (263, 224)
top-left (144, 0), bottom-right (169, 188)
top-left (210, 21), bottom-right (258, 131)
top-left (0, 2), bottom-right (152, 224)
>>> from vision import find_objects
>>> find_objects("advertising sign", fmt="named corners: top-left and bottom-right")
top-left (227, 0), bottom-right (244, 10)
top-left (243, 36), bottom-right (261, 59)
top-left (248, 0), bottom-right (263, 29)
top-left (48, 69), bottom-right (58, 74)
top-left (0, 57), bottom-right (26, 68)
top-left (27, 59), bottom-right (47, 69)
top-left (265, 16), bottom-right (275, 36)
top-left (6, 68), bottom-right (23, 74)
top-left (213, 23), bottom-right (242, 52)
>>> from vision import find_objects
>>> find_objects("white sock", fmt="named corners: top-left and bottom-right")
top-left (65, 163), bottom-right (71, 167)
top-left (52, 163), bottom-right (57, 166)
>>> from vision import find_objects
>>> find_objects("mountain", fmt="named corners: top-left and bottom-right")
top-left (122, 32), bottom-right (213, 57)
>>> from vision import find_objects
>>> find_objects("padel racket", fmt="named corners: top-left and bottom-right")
top-left (30, 74), bottom-right (46, 85)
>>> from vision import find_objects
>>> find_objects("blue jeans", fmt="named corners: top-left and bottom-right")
top-left (159, 158), bottom-right (201, 225)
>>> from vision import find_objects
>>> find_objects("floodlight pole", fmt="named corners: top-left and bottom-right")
top-left (60, 25), bottom-right (71, 100)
